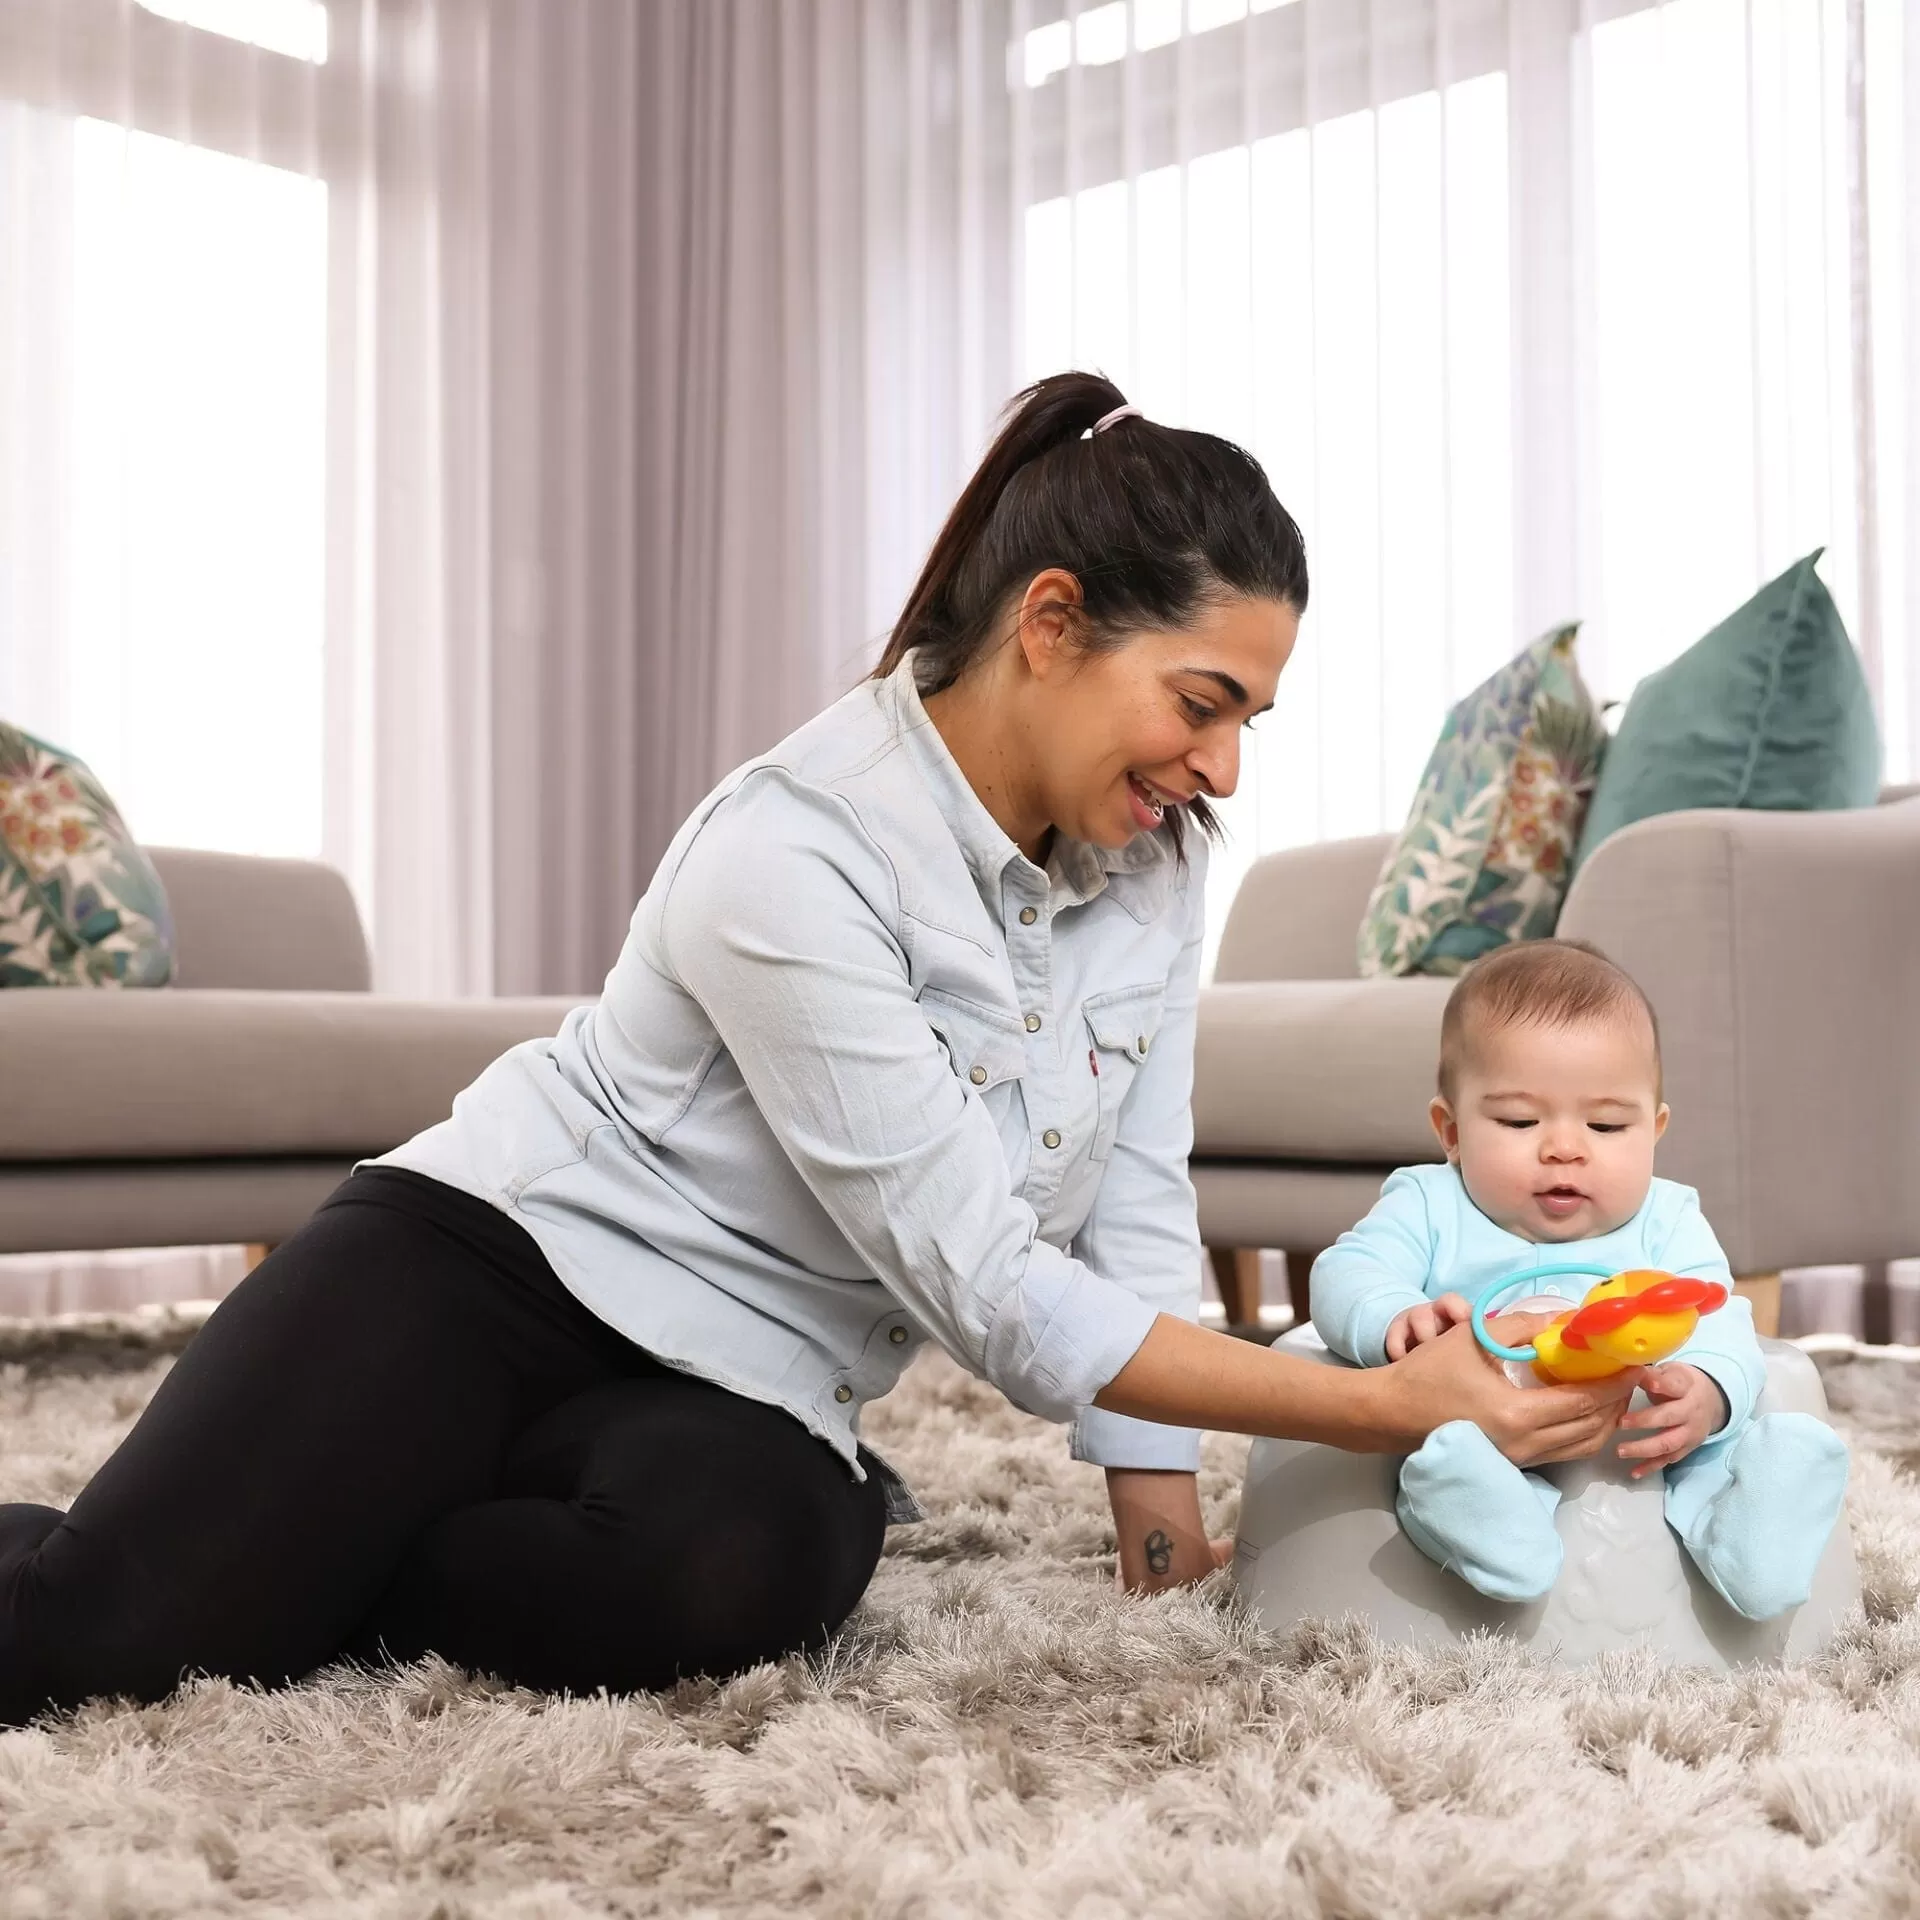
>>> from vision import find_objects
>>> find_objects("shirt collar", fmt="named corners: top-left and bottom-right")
top-left (881, 649), bottom-right (1174, 914)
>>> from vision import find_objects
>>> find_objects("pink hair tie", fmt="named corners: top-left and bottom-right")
top-left (1090, 404), bottom-right (1143, 435)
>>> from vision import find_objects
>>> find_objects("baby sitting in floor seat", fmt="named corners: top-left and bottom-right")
top-left (1311, 938), bottom-right (1849, 1618)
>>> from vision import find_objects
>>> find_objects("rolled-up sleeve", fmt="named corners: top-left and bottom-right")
top-left (1068, 849), bottom-right (1208, 1473)
top-left (656, 769), bottom-right (1162, 1425)
top-left (1309, 1169), bottom-right (1437, 1367)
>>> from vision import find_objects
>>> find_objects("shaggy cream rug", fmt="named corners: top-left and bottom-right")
top-left (4, 1308), bottom-right (1920, 1918)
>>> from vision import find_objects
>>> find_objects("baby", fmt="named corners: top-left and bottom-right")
top-left (1311, 938), bottom-right (1848, 1618)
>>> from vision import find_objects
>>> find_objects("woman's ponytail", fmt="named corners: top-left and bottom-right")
top-left (873, 368), bottom-right (1308, 848)
top-left (875, 372), bottom-right (1129, 687)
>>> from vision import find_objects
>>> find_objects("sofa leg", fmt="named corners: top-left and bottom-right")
top-left (1735, 1272), bottom-right (1781, 1339)
top-left (1207, 1247), bottom-right (1264, 1330)
top-left (243, 1243), bottom-right (274, 1275)
top-left (1860, 1261), bottom-right (1893, 1347)
top-left (1284, 1251), bottom-right (1324, 1332)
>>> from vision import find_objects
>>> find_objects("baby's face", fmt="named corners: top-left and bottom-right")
top-left (1431, 1014), bottom-right (1669, 1243)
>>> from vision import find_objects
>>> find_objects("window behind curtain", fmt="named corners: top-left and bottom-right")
top-left (1016, 0), bottom-right (1912, 967)
top-left (1587, 0), bottom-right (1906, 727)
top-left (0, 1), bottom-right (329, 860)
top-left (1020, 40), bottom-right (1513, 951)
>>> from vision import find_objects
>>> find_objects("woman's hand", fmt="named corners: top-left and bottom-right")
top-left (1105, 1468), bottom-right (1233, 1594)
top-left (1381, 1313), bottom-right (1642, 1466)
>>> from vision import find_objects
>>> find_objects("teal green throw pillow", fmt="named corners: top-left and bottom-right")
top-left (1574, 551), bottom-right (1881, 869)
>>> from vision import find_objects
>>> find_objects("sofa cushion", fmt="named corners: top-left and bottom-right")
top-left (0, 989), bottom-right (580, 1160)
top-left (0, 723), bottom-right (175, 988)
top-left (147, 847), bottom-right (371, 991)
top-left (1191, 978), bottom-right (1453, 1163)
top-left (1214, 833), bottom-right (1394, 984)
top-left (1359, 625), bottom-right (1607, 978)
top-left (1574, 550), bottom-right (1881, 868)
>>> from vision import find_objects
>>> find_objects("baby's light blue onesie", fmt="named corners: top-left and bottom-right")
top-left (1311, 1165), bottom-right (1849, 1618)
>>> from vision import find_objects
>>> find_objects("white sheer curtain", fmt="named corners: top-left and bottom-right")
top-left (0, 0), bottom-right (495, 994)
top-left (478, 0), bottom-right (1014, 994)
top-left (0, 0), bottom-right (1021, 1001)
top-left (0, 3), bottom-right (335, 863)
top-left (4, 0), bottom-right (1910, 991)
top-left (1006, 0), bottom-right (1916, 959)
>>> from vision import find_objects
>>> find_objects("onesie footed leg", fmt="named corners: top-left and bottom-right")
top-left (1668, 1412), bottom-right (1850, 1621)
top-left (1397, 1420), bottom-right (1563, 1603)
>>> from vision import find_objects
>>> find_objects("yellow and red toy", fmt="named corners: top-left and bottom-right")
top-left (1471, 1265), bottom-right (1729, 1382)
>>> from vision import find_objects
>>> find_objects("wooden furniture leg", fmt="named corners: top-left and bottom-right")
top-left (242, 1243), bottom-right (274, 1275)
top-left (1284, 1250), bottom-right (1325, 1331)
top-left (1860, 1260), bottom-right (1893, 1347)
top-left (1734, 1272), bottom-right (1781, 1339)
top-left (1208, 1246), bottom-right (1265, 1330)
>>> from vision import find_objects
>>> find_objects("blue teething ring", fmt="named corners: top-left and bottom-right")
top-left (1471, 1264), bottom-right (1617, 1363)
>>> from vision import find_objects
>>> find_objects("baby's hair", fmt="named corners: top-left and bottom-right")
top-left (1437, 938), bottom-right (1662, 1104)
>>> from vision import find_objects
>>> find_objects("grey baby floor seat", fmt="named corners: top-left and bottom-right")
top-left (1233, 1328), bottom-right (1860, 1667)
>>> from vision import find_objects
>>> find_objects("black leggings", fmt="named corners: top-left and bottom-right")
top-left (0, 1168), bottom-right (888, 1727)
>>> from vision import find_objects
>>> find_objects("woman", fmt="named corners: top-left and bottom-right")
top-left (0, 374), bottom-right (1634, 1724)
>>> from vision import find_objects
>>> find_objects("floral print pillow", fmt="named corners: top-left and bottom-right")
top-left (1358, 626), bottom-right (1608, 978)
top-left (0, 723), bottom-right (175, 987)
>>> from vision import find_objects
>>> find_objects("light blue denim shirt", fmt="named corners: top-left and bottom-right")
top-left (1311, 1164), bottom-right (1766, 1434)
top-left (374, 652), bottom-right (1207, 1520)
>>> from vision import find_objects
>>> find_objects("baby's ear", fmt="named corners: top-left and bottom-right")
top-left (1429, 1096), bottom-right (1460, 1161)
top-left (1653, 1102), bottom-right (1671, 1142)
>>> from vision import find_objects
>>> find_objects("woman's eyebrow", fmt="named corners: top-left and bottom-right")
top-left (1182, 667), bottom-right (1275, 716)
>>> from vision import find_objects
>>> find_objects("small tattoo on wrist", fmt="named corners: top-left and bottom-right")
top-left (1144, 1528), bottom-right (1173, 1575)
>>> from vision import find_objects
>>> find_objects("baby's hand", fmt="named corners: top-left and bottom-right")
top-left (1385, 1293), bottom-right (1474, 1361)
top-left (1615, 1363), bottom-right (1729, 1478)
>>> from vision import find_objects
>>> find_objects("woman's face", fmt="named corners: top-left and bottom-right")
top-left (1026, 586), bottom-right (1298, 851)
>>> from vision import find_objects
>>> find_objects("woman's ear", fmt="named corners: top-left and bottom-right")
top-left (1429, 1095), bottom-right (1461, 1162)
top-left (1015, 569), bottom-right (1084, 680)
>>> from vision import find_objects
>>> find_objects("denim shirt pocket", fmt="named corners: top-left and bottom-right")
top-left (1082, 983), bottom-right (1167, 1163)
top-left (918, 986), bottom-right (1028, 1095)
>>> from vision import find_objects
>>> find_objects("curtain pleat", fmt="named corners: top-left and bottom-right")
top-left (475, 0), bottom-right (1013, 995)
top-left (1844, 0), bottom-right (1881, 704)
top-left (1908, 0), bottom-right (1920, 782)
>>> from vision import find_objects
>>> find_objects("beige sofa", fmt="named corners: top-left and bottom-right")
top-left (10, 798), bottom-right (1916, 1307)
top-left (0, 849), bottom-right (577, 1254)
top-left (1193, 787), bottom-right (1920, 1333)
